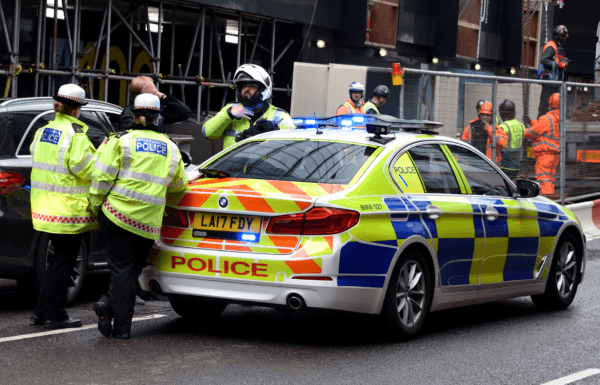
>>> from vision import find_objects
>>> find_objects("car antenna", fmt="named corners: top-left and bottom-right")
top-left (315, 113), bottom-right (323, 135)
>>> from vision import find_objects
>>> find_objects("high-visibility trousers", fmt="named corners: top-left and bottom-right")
top-left (535, 153), bottom-right (559, 195)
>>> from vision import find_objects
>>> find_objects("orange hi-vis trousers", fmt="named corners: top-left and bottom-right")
top-left (535, 153), bottom-right (559, 195)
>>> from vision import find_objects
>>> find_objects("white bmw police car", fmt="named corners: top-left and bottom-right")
top-left (139, 115), bottom-right (586, 339)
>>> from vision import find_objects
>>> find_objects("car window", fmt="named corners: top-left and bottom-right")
top-left (206, 139), bottom-right (378, 184)
top-left (105, 112), bottom-right (121, 132)
top-left (407, 144), bottom-right (461, 194)
top-left (15, 111), bottom-right (52, 156)
top-left (0, 113), bottom-right (10, 155)
top-left (447, 144), bottom-right (514, 197)
top-left (79, 111), bottom-right (110, 149)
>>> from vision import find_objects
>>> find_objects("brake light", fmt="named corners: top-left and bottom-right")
top-left (0, 171), bottom-right (25, 195)
top-left (162, 206), bottom-right (189, 228)
top-left (292, 276), bottom-right (333, 281)
top-left (267, 207), bottom-right (359, 235)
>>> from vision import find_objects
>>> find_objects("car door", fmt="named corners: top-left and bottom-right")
top-left (445, 143), bottom-right (540, 284)
top-left (398, 143), bottom-right (484, 287)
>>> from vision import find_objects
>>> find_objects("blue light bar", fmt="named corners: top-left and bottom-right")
top-left (305, 119), bottom-right (316, 125)
top-left (352, 116), bottom-right (364, 123)
top-left (292, 119), bottom-right (304, 125)
top-left (341, 119), bottom-right (352, 126)
top-left (241, 233), bottom-right (257, 242)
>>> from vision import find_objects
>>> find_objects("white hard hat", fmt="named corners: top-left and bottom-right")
top-left (134, 93), bottom-right (161, 112)
top-left (54, 83), bottom-right (87, 106)
top-left (233, 64), bottom-right (272, 102)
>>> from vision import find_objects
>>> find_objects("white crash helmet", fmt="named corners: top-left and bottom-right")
top-left (133, 93), bottom-right (161, 112)
top-left (233, 64), bottom-right (272, 106)
top-left (348, 81), bottom-right (365, 98)
top-left (53, 83), bottom-right (88, 106)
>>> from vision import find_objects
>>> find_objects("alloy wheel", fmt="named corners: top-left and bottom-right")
top-left (555, 242), bottom-right (576, 298)
top-left (396, 260), bottom-right (426, 328)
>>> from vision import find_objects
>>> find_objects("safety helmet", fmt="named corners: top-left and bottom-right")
top-left (349, 81), bottom-right (365, 94)
top-left (499, 99), bottom-right (515, 112)
top-left (478, 101), bottom-right (493, 115)
top-left (373, 85), bottom-right (390, 98)
top-left (548, 93), bottom-right (560, 109)
top-left (233, 64), bottom-right (272, 108)
top-left (553, 25), bottom-right (569, 42)
top-left (134, 93), bottom-right (161, 112)
top-left (476, 99), bottom-right (490, 112)
top-left (53, 83), bottom-right (88, 106)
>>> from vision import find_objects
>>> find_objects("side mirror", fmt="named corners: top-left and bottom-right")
top-left (180, 150), bottom-right (193, 167)
top-left (514, 178), bottom-right (540, 198)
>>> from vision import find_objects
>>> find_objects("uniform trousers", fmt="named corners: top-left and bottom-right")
top-left (535, 153), bottom-right (559, 195)
top-left (35, 233), bottom-right (83, 321)
top-left (98, 210), bottom-right (155, 335)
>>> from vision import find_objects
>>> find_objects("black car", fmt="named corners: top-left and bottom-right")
top-left (0, 97), bottom-right (124, 303)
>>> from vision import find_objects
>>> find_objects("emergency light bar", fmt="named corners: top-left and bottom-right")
top-left (292, 114), bottom-right (443, 134)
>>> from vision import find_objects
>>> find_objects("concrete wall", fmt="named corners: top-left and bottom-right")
top-left (324, 64), bottom-right (368, 116)
top-left (432, 76), bottom-right (460, 138)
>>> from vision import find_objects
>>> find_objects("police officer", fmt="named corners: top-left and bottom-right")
top-left (29, 84), bottom-right (97, 330)
top-left (498, 99), bottom-right (526, 179)
top-left (336, 81), bottom-right (366, 115)
top-left (537, 25), bottom-right (569, 118)
top-left (90, 94), bottom-right (188, 339)
top-left (202, 64), bottom-right (295, 150)
top-left (363, 85), bottom-right (390, 115)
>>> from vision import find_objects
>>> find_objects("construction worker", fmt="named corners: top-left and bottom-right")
top-left (363, 85), bottom-right (390, 115)
top-left (336, 81), bottom-right (366, 115)
top-left (524, 93), bottom-right (561, 196)
top-left (202, 64), bottom-right (295, 150)
top-left (90, 94), bottom-right (188, 339)
top-left (461, 101), bottom-right (507, 165)
top-left (498, 99), bottom-right (526, 179)
top-left (29, 84), bottom-right (97, 330)
top-left (537, 25), bottom-right (569, 118)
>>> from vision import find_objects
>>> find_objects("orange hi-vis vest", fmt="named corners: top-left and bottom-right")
top-left (336, 98), bottom-right (365, 115)
top-left (524, 109), bottom-right (560, 157)
top-left (542, 41), bottom-right (566, 64)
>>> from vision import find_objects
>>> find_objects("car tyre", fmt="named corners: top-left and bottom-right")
top-left (383, 249), bottom-right (432, 340)
top-left (169, 297), bottom-right (228, 319)
top-left (531, 233), bottom-right (580, 310)
top-left (17, 233), bottom-right (88, 305)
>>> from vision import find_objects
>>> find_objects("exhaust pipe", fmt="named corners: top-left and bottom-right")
top-left (286, 294), bottom-right (306, 310)
top-left (149, 280), bottom-right (162, 294)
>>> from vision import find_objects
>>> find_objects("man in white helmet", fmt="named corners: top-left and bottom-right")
top-left (336, 81), bottom-right (366, 115)
top-left (202, 64), bottom-right (295, 150)
top-left (90, 93), bottom-right (188, 339)
top-left (29, 83), bottom-right (97, 330)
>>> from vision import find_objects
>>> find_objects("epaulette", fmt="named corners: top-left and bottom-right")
top-left (72, 123), bottom-right (83, 133)
top-left (110, 130), bottom-right (129, 138)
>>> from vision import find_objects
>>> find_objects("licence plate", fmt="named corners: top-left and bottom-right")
top-left (192, 213), bottom-right (261, 242)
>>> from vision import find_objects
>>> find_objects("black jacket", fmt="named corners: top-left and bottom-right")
top-left (119, 93), bottom-right (191, 132)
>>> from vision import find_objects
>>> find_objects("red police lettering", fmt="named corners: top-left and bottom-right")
top-left (208, 259), bottom-right (222, 273)
top-left (231, 261), bottom-right (249, 275)
top-left (172, 256), bottom-right (185, 269)
top-left (188, 258), bottom-right (206, 272)
top-left (252, 263), bottom-right (268, 277)
top-left (223, 260), bottom-right (230, 274)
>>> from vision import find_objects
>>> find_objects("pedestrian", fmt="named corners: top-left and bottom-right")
top-left (90, 93), bottom-right (188, 339)
top-left (461, 101), bottom-right (507, 166)
top-left (29, 84), bottom-right (97, 330)
top-left (537, 25), bottom-right (569, 118)
top-left (498, 99), bottom-right (526, 179)
top-left (202, 64), bottom-right (295, 150)
top-left (363, 85), bottom-right (390, 115)
top-left (525, 93), bottom-right (561, 196)
top-left (119, 75), bottom-right (191, 132)
top-left (336, 81), bottom-right (366, 115)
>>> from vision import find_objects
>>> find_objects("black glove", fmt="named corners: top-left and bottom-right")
top-left (254, 119), bottom-right (279, 133)
top-left (523, 116), bottom-right (531, 127)
top-left (235, 126), bottom-right (262, 142)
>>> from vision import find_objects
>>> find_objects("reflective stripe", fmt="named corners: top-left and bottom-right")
top-left (32, 211), bottom-right (97, 224)
top-left (547, 115), bottom-right (555, 138)
top-left (121, 133), bottom-right (132, 172)
top-left (111, 185), bottom-right (165, 206)
top-left (57, 129), bottom-right (75, 169)
top-left (224, 128), bottom-right (238, 137)
top-left (32, 161), bottom-right (70, 175)
top-left (103, 200), bottom-right (160, 236)
top-left (344, 102), bottom-right (360, 114)
top-left (273, 109), bottom-right (282, 124)
top-left (92, 180), bottom-right (113, 191)
top-left (30, 138), bottom-right (37, 156)
top-left (32, 181), bottom-right (89, 194)
top-left (166, 141), bottom-right (179, 186)
top-left (536, 172), bottom-right (553, 176)
top-left (95, 160), bottom-right (119, 176)
top-left (71, 152), bottom-right (94, 175)
top-left (119, 170), bottom-right (169, 185)
top-left (202, 126), bottom-right (208, 138)
top-left (532, 141), bottom-right (559, 151)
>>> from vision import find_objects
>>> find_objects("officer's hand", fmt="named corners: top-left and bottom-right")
top-left (559, 61), bottom-right (568, 69)
top-left (243, 126), bottom-right (263, 138)
top-left (235, 130), bottom-right (248, 142)
top-left (255, 119), bottom-right (279, 132)
top-left (228, 105), bottom-right (254, 120)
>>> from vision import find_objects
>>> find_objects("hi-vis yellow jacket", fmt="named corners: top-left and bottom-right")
top-left (90, 127), bottom-right (188, 240)
top-left (202, 103), bottom-right (295, 150)
top-left (30, 112), bottom-right (98, 234)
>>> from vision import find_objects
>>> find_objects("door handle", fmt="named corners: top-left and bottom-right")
top-left (485, 206), bottom-right (499, 221)
top-left (426, 205), bottom-right (442, 220)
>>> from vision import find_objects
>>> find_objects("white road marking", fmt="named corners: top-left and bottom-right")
top-left (0, 314), bottom-right (166, 343)
top-left (541, 369), bottom-right (600, 385)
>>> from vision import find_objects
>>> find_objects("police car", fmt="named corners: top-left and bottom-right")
top-left (139, 114), bottom-right (586, 339)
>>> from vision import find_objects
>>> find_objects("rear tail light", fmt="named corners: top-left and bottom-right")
top-left (292, 276), bottom-right (333, 281)
top-left (0, 171), bottom-right (25, 195)
top-left (267, 207), bottom-right (359, 235)
top-left (162, 206), bottom-right (189, 228)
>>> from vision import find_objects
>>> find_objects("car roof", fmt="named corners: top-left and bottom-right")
top-left (0, 97), bottom-right (122, 112)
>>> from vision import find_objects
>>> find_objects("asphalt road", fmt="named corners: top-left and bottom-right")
top-left (2, 248), bottom-right (600, 385)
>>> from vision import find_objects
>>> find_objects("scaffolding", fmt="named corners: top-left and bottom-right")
top-left (0, 0), bottom-right (296, 121)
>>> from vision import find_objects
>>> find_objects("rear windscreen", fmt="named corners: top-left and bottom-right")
top-left (206, 139), bottom-right (378, 184)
